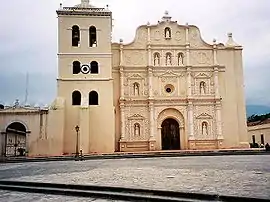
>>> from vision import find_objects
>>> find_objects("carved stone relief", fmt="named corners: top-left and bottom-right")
top-left (193, 72), bottom-right (213, 95)
top-left (193, 106), bottom-right (216, 140)
top-left (124, 73), bottom-right (148, 97)
top-left (190, 51), bottom-right (213, 66)
top-left (150, 26), bottom-right (186, 45)
top-left (125, 107), bottom-right (149, 141)
top-left (123, 50), bottom-right (147, 66)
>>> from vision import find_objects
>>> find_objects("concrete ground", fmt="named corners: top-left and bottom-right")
top-left (0, 155), bottom-right (269, 201)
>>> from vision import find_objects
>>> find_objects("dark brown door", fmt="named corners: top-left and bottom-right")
top-left (161, 118), bottom-right (180, 150)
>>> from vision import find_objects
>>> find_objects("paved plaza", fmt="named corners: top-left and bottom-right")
top-left (0, 155), bottom-right (269, 201)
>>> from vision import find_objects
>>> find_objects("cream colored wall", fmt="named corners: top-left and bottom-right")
top-left (57, 10), bottom-right (115, 154)
top-left (0, 108), bottom-right (65, 156)
top-left (248, 124), bottom-right (270, 145)
top-left (217, 48), bottom-right (248, 148)
top-left (58, 16), bottom-right (112, 54)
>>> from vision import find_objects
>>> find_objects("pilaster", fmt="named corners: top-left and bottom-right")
top-left (187, 101), bottom-right (194, 141)
top-left (120, 103), bottom-right (125, 140)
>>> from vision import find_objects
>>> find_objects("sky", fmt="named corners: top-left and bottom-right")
top-left (0, 0), bottom-right (269, 107)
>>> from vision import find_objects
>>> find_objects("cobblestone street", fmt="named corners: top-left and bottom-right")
top-left (0, 155), bottom-right (269, 201)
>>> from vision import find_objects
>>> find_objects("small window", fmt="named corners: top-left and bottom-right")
top-left (89, 26), bottom-right (97, 47)
top-left (0, 104), bottom-right (4, 109)
top-left (73, 61), bottom-right (81, 74)
top-left (72, 91), bottom-right (81, 106)
top-left (90, 61), bottom-right (98, 74)
top-left (261, 134), bottom-right (265, 145)
top-left (165, 27), bottom-right (171, 39)
top-left (89, 91), bottom-right (98, 105)
top-left (252, 135), bottom-right (256, 144)
top-left (72, 25), bottom-right (80, 47)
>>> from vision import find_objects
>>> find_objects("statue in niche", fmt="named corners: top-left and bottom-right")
top-left (200, 81), bottom-right (206, 94)
top-left (166, 53), bottom-right (171, 66)
top-left (154, 54), bottom-right (160, 66)
top-left (134, 123), bottom-right (140, 136)
top-left (165, 27), bottom-right (171, 38)
top-left (178, 53), bottom-right (184, 66)
top-left (202, 122), bottom-right (208, 136)
top-left (133, 83), bottom-right (140, 96)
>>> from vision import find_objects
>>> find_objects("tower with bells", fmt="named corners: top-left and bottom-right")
top-left (56, 0), bottom-right (115, 154)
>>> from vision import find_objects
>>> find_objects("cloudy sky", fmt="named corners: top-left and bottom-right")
top-left (0, 0), bottom-right (269, 106)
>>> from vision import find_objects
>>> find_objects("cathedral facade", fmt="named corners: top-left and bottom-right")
top-left (0, 0), bottom-right (249, 157)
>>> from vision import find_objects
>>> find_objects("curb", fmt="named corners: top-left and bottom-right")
top-left (0, 149), bottom-right (269, 164)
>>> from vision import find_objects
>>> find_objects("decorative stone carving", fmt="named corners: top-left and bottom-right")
top-left (166, 52), bottom-right (172, 66)
top-left (190, 51), bottom-right (213, 66)
top-left (177, 52), bottom-right (184, 66)
top-left (153, 52), bottom-right (160, 66)
top-left (202, 122), bottom-right (208, 136)
top-left (123, 51), bottom-right (147, 66)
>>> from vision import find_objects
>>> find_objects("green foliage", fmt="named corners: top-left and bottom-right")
top-left (247, 113), bottom-right (270, 122)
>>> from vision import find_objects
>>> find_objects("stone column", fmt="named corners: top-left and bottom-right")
top-left (214, 67), bottom-right (220, 99)
top-left (149, 102), bottom-right (154, 139)
top-left (187, 101), bottom-right (194, 140)
top-left (187, 67), bottom-right (192, 97)
top-left (120, 103), bottom-right (125, 140)
top-left (120, 67), bottom-right (124, 99)
top-left (216, 102), bottom-right (223, 139)
top-left (148, 67), bottom-right (153, 98)
top-left (119, 41), bottom-right (124, 99)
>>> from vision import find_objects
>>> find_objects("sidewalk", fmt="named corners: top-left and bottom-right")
top-left (0, 148), bottom-right (268, 164)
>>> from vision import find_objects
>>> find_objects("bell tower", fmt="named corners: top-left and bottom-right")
top-left (56, 0), bottom-right (115, 154)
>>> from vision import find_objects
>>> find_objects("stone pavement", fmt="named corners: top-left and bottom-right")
top-left (0, 190), bottom-right (125, 202)
top-left (0, 155), bottom-right (269, 200)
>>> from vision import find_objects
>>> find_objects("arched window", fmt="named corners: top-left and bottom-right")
top-left (133, 82), bottom-right (140, 96)
top-left (73, 61), bottom-right (81, 74)
top-left (153, 52), bottom-right (160, 66)
top-left (89, 26), bottom-right (97, 47)
top-left (166, 52), bottom-right (172, 66)
top-left (134, 123), bottom-right (140, 136)
top-left (0, 104), bottom-right (4, 109)
top-left (89, 91), bottom-right (99, 105)
top-left (165, 27), bottom-right (171, 39)
top-left (90, 61), bottom-right (98, 74)
top-left (199, 81), bottom-right (206, 94)
top-left (72, 25), bottom-right (80, 47)
top-left (177, 52), bottom-right (184, 66)
top-left (72, 91), bottom-right (81, 106)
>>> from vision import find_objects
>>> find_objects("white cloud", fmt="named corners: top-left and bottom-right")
top-left (0, 0), bottom-right (269, 106)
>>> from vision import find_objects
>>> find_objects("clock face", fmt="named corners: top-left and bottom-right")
top-left (81, 65), bottom-right (90, 74)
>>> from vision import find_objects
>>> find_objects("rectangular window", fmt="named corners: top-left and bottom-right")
top-left (252, 135), bottom-right (255, 144)
top-left (260, 134), bottom-right (265, 145)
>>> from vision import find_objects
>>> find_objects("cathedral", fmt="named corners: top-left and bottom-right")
top-left (0, 0), bottom-right (249, 157)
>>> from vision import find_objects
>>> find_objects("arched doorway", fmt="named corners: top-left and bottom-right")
top-left (161, 118), bottom-right (180, 150)
top-left (5, 122), bottom-right (27, 157)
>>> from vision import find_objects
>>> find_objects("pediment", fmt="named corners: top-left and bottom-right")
top-left (196, 113), bottom-right (213, 119)
top-left (194, 72), bottom-right (210, 79)
top-left (158, 70), bottom-right (179, 78)
top-left (128, 114), bottom-right (145, 120)
top-left (128, 73), bottom-right (144, 80)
